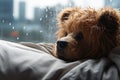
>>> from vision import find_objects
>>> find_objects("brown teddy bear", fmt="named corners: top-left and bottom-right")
top-left (53, 7), bottom-right (120, 61)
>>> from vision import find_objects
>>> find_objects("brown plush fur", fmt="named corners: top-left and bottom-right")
top-left (53, 7), bottom-right (120, 61)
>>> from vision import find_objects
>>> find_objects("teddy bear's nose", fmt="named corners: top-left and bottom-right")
top-left (57, 41), bottom-right (68, 50)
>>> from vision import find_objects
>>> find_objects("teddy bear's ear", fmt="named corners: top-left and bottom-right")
top-left (61, 12), bottom-right (70, 21)
top-left (97, 10), bottom-right (119, 33)
top-left (58, 8), bottom-right (72, 22)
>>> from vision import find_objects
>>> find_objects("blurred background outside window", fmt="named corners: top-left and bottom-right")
top-left (0, 0), bottom-right (120, 43)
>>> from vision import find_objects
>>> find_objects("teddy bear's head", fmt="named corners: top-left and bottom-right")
top-left (53, 7), bottom-right (120, 61)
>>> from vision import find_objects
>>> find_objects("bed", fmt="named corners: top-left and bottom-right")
top-left (0, 40), bottom-right (120, 80)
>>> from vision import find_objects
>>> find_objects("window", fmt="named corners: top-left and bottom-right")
top-left (0, 0), bottom-right (119, 43)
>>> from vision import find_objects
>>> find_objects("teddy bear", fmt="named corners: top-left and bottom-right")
top-left (53, 7), bottom-right (120, 61)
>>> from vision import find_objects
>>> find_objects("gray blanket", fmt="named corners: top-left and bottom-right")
top-left (0, 40), bottom-right (120, 80)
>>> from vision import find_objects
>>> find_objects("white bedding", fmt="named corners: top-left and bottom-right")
top-left (0, 40), bottom-right (119, 80)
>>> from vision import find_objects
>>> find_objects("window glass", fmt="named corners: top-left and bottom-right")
top-left (0, 0), bottom-right (119, 43)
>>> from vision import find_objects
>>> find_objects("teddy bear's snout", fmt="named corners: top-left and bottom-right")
top-left (57, 41), bottom-right (68, 52)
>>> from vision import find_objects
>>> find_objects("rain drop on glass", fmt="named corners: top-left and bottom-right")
top-left (17, 37), bottom-right (19, 40)
top-left (9, 22), bottom-right (12, 26)
top-left (40, 18), bottom-right (42, 21)
top-left (40, 30), bottom-right (43, 33)
top-left (2, 20), bottom-right (4, 23)
top-left (23, 26), bottom-right (26, 30)
top-left (26, 33), bottom-right (29, 36)
top-left (12, 26), bottom-right (15, 30)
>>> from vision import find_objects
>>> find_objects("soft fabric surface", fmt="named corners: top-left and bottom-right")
top-left (0, 40), bottom-right (120, 80)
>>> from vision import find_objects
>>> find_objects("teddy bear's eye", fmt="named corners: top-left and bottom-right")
top-left (75, 32), bottom-right (83, 41)
top-left (64, 32), bottom-right (68, 36)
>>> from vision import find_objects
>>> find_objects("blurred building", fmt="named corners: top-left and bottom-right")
top-left (34, 8), bottom-right (41, 23)
top-left (19, 1), bottom-right (26, 21)
top-left (0, 0), bottom-right (13, 23)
